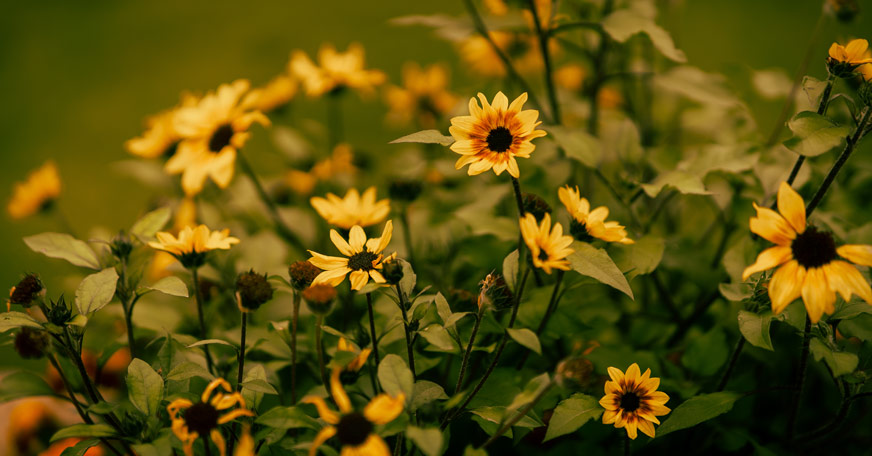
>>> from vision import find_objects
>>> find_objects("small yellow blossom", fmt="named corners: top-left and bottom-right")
top-left (148, 224), bottom-right (239, 268)
top-left (243, 75), bottom-right (297, 113)
top-left (827, 39), bottom-right (872, 64)
top-left (384, 62), bottom-right (459, 128)
top-left (310, 187), bottom-right (390, 229)
top-left (559, 186), bottom-right (634, 244)
top-left (167, 378), bottom-right (254, 456)
top-left (7, 161), bottom-right (62, 220)
top-left (307, 221), bottom-right (395, 291)
top-left (600, 363), bottom-right (671, 439)
top-left (125, 93), bottom-right (198, 159)
top-left (291, 43), bottom-right (386, 97)
top-left (519, 213), bottom-right (575, 274)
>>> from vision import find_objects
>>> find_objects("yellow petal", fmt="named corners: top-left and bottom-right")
top-left (742, 246), bottom-right (793, 280)
top-left (348, 226), bottom-right (367, 252)
top-left (777, 182), bottom-right (806, 234)
top-left (308, 426), bottom-right (337, 456)
top-left (363, 393), bottom-right (405, 424)
top-left (825, 261), bottom-right (872, 304)
top-left (750, 203), bottom-right (796, 245)
top-left (837, 244), bottom-right (872, 267)
top-left (301, 396), bottom-right (340, 424)
top-left (769, 260), bottom-right (805, 315)
top-left (349, 270), bottom-right (370, 291)
top-left (802, 267), bottom-right (834, 324)
top-left (330, 369), bottom-right (352, 413)
top-left (343, 434), bottom-right (390, 456)
top-left (330, 230), bottom-right (354, 256)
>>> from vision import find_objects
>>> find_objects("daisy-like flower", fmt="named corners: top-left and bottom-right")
top-left (742, 182), bottom-right (872, 323)
top-left (242, 74), bottom-right (297, 113)
top-left (125, 93), bottom-right (198, 159)
top-left (384, 62), bottom-right (459, 128)
top-left (827, 38), bottom-right (872, 65)
top-left (519, 213), bottom-right (574, 274)
top-left (167, 378), bottom-right (254, 456)
top-left (559, 185), bottom-right (634, 244)
top-left (449, 92), bottom-right (546, 178)
top-left (599, 363), bottom-right (671, 440)
top-left (458, 32), bottom-right (544, 78)
top-left (336, 337), bottom-right (371, 372)
top-left (303, 369), bottom-right (405, 456)
top-left (148, 224), bottom-right (240, 268)
top-left (291, 43), bottom-right (386, 97)
top-left (310, 187), bottom-right (390, 230)
top-left (166, 79), bottom-right (270, 195)
top-left (307, 222), bottom-right (395, 291)
top-left (7, 161), bottom-right (61, 220)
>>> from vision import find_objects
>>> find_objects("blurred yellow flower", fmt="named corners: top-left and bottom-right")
top-left (483, 0), bottom-right (508, 16)
top-left (291, 43), bottom-right (386, 97)
top-left (307, 221), bottom-right (394, 291)
top-left (519, 213), bottom-right (574, 274)
top-left (311, 143), bottom-right (357, 180)
top-left (384, 62), bottom-right (459, 128)
top-left (147, 198), bottom-right (199, 280)
top-left (149, 224), bottom-right (239, 268)
top-left (125, 93), bottom-right (198, 159)
top-left (337, 337), bottom-right (371, 372)
top-left (243, 74), bottom-right (297, 113)
top-left (167, 378), bottom-right (254, 456)
top-left (827, 38), bottom-right (872, 64)
top-left (7, 161), bottom-right (61, 220)
top-left (310, 187), bottom-right (390, 229)
top-left (559, 186), bottom-right (634, 244)
top-left (554, 64), bottom-right (586, 92)
top-left (598, 87), bottom-right (623, 109)
top-left (233, 425), bottom-right (255, 456)
top-left (458, 32), bottom-right (544, 77)
top-left (449, 92), bottom-right (546, 178)
top-left (166, 79), bottom-right (270, 195)
top-left (600, 363), bottom-right (670, 439)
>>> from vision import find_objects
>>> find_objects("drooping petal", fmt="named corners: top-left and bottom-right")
top-left (769, 260), bottom-right (805, 314)
top-left (363, 393), bottom-right (406, 424)
top-left (837, 244), bottom-right (872, 267)
top-left (801, 267), bottom-right (835, 324)
top-left (824, 261), bottom-right (872, 304)
top-left (742, 245), bottom-right (793, 280)
top-left (301, 396), bottom-right (340, 424)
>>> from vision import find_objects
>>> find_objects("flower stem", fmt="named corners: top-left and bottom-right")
top-left (48, 353), bottom-right (93, 424)
top-left (525, 0), bottom-right (560, 124)
top-left (366, 292), bottom-right (381, 367)
top-left (396, 284), bottom-right (417, 381)
top-left (517, 269), bottom-right (564, 369)
top-left (479, 379), bottom-right (555, 449)
top-left (327, 91), bottom-right (344, 148)
top-left (190, 267), bottom-right (215, 375)
top-left (236, 152), bottom-right (305, 252)
top-left (290, 291), bottom-right (301, 403)
top-left (400, 205), bottom-right (416, 270)
top-left (236, 311), bottom-right (248, 391)
top-left (455, 306), bottom-right (484, 394)
top-left (787, 316), bottom-right (812, 440)
top-left (716, 337), bottom-right (745, 392)
top-left (315, 314), bottom-right (328, 388)
top-left (624, 432), bottom-right (631, 456)
top-left (587, 0), bottom-right (614, 135)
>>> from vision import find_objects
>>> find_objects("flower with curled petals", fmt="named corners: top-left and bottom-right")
top-left (742, 182), bottom-right (872, 323)
top-left (310, 187), bottom-right (390, 230)
top-left (336, 337), bottom-right (371, 373)
top-left (291, 43), bottom-right (386, 98)
top-left (308, 221), bottom-right (395, 291)
top-left (599, 363), bottom-right (670, 439)
top-left (519, 213), bottom-right (574, 274)
top-left (167, 378), bottom-right (254, 456)
top-left (559, 185), bottom-right (634, 244)
top-left (7, 161), bottom-right (61, 220)
top-left (148, 224), bottom-right (240, 268)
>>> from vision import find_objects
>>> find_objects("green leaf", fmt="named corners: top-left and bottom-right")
top-left (444, 312), bottom-right (471, 328)
top-left (411, 380), bottom-right (449, 412)
top-left (783, 111), bottom-right (850, 157)
top-left (419, 324), bottom-right (457, 352)
top-left (602, 9), bottom-right (687, 62)
top-left (256, 406), bottom-right (319, 429)
top-left (188, 339), bottom-right (237, 349)
top-left (641, 171), bottom-right (709, 198)
top-left (399, 258), bottom-right (417, 297)
top-left (719, 283), bottom-right (752, 301)
top-left (241, 365), bottom-right (269, 409)
top-left (612, 235), bottom-right (665, 278)
top-left (802, 76), bottom-right (829, 107)
top-left (470, 406), bottom-right (542, 437)
top-left (24, 232), bottom-right (101, 269)
top-left (681, 328), bottom-right (729, 376)
top-left (568, 242), bottom-right (634, 299)
top-left (543, 394), bottom-right (603, 442)
top-left (241, 378), bottom-right (279, 395)
top-left (737, 310), bottom-right (775, 351)
top-left (51, 424), bottom-right (118, 442)
top-left (127, 358), bottom-right (164, 417)
top-left (505, 373), bottom-right (550, 413)
top-left (130, 206), bottom-right (172, 240)
top-left (165, 361), bottom-right (213, 381)
top-left (406, 426), bottom-right (443, 456)
top-left (831, 300), bottom-right (872, 320)
top-left (809, 339), bottom-right (858, 377)
top-left (657, 392), bottom-right (742, 437)
top-left (0, 371), bottom-right (55, 403)
top-left (144, 276), bottom-right (189, 298)
top-left (506, 328), bottom-right (541, 355)
top-left (547, 126), bottom-right (601, 168)
top-left (434, 293), bottom-right (452, 326)
top-left (76, 268), bottom-right (119, 315)
top-left (59, 439), bottom-right (99, 456)
top-left (389, 129), bottom-right (454, 146)
top-left (378, 354), bottom-right (414, 400)
top-left (0, 311), bottom-right (43, 332)
top-left (503, 249), bottom-right (519, 293)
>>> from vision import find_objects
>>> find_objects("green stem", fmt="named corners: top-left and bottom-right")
top-left (315, 314), bottom-right (328, 388)
top-left (517, 269), bottom-right (565, 369)
top-left (48, 353), bottom-right (92, 424)
top-left (236, 311), bottom-right (248, 391)
top-left (366, 292), bottom-right (381, 366)
top-left (327, 91), bottom-right (344, 148)
top-left (236, 152), bottom-right (305, 252)
top-left (396, 284), bottom-right (417, 381)
top-left (526, 0), bottom-right (560, 124)
top-left (480, 379), bottom-right (554, 449)
top-left (191, 267), bottom-right (215, 375)
top-left (400, 206), bottom-right (416, 270)
top-left (787, 316), bottom-right (812, 440)
top-left (290, 291), bottom-right (301, 403)
top-left (716, 337), bottom-right (745, 392)
top-left (587, 0), bottom-right (614, 135)
top-left (455, 306), bottom-right (484, 394)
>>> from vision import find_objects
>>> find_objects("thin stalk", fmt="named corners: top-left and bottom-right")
top-left (366, 292), bottom-right (381, 366)
top-left (624, 432), bottom-right (631, 456)
top-left (124, 304), bottom-right (136, 360)
top-left (798, 391), bottom-right (852, 442)
top-left (191, 267), bottom-right (216, 375)
top-left (716, 337), bottom-right (745, 392)
top-left (455, 306), bottom-right (485, 394)
top-left (119, 259), bottom-right (138, 360)
top-left (290, 291), bottom-right (301, 403)
top-left (236, 311), bottom-right (248, 391)
top-left (327, 91), bottom-right (344, 148)
top-left (787, 316), bottom-right (812, 440)
top-left (593, 169), bottom-right (641, 229)
top-left (48, 353), bottom-right (92, 424)
top-left (480, 380), bottom-right (554, 449)
top-left (236, 152), bottom-right (305, 252)
top-left (526, 0), bottom-right (560, 123)
top-left (396, 284), bottom-right (417, 381)
top-left (400, 206), bottom-right (416, 270)
top-left (511, 176), bottom-right (528, 264)
top-left (587, 0), bottom-right (614, 135)
top-left (516, 270), bottom-right (565, 369)
top-left (315, 314), bottom-right (328, 388)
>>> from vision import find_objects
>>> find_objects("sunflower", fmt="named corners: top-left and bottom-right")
top-left (148, 224), bottom-right (240, 268)
top-left (519, 213), bottom-right (574, 274)
top-left (307, 221), bottom-right (395, 291)
top-left (7, 161), bottom-right (61, 220)
top-left (336, 337), bottom-right (371, 372)
top-left (303, 368), bottom-right (405, 456)
top-left (449, 92), bottom-right (546, 178)
top-left (742, 182), bottom-right (872, 323)
top-left (290, 43), bottom-right (386, 97)
top-left (242, 74), bottom-right (297, 113)
top-left (599, 363), bottom-right (671, 439)
top-left (558, 185), bottom-right (634, 244)
top-left (310, 187), bottom-right (390, 230)
top-left (384, 62), bottom-right (459, 128)
top-left (167, 378), bottom-right (254, 456)
top-left (166, 79), bottom-right (270, 195)
top-left (125, 93), bottom-right (198, 159)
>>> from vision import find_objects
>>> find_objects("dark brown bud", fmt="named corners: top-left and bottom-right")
top-left (289, 261), bottom-right (321, 291)
top-left (381, 258), bottom-right (404, 285)
top-left (302, 284), bottom-right (336, 315)
top-left (522, 193), bottom-right (552, 222)
top-left (47, 296), bottom-right (72, 326)
top-left (14, 327), bottom-right (49, 359)
top-left (9, 274), bottom-right (44, 307)
top-left (236, 269), bottom-right (274, 311)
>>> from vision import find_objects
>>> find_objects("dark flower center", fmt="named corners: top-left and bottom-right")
top-left (486, 126), bottom-right (514, 152)
top-left (336, 412), bottom-right (373, 446)
top-left (184, 402), bottom-right (220, 436)
top-left (538, 248), bottom-right (549, 262)
top-left (209, 124), bottom-right (235, 153)
top-left (620, 392), bottom-right (641, 412)
top-left (791, 226), bottom-right (837, 269)
top-left (348, 251), bottom-right (379, 271)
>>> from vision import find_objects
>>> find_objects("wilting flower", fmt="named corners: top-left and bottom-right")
top-left (742, 182), bottom-right (872, 323)
top-left (310, 187), bottom-right (390, 229)
top-left (166, 80), bottom-right (270, 195)
top-left (336, 337), bottom-right (371, 372)
top-left (236, 269), bottom-right (274, 311)
top-left (600, 363), bottom-right (671, 439)
top-left (167, 378), bottom-right (254, 456)
top-left (8, 273), bottom-right (45, 309)
top-left (291, 43), bottom-right (386, 97)
top-left (384, 62), bottom-right (459, 127)
top-left (7, 161), bottom-right (61, 220)
top-left (303, 369), bottom-right (405, 456)
top-left (449, 92), bottom-right (546, 178)
top-left (243, 75), bottom-right (297, 113)
top-left (307, 222), bottom-right (395, 291)
top-left (559, 185), bottom-right (634, 244)
top-left (125, 93), bottom-right (198, 159)
top-left (519, 213), bottom-right (574, 274)
top-left (148, 224), bottom-right (240, 268)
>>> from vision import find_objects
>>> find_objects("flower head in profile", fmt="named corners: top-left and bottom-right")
top-left (827, 39), bottom-right (872, 77)
top-left (519, 213), bottom-right (574, 274)
top-left (148, 224), bottom-right (240, 268)
top-left (449, 92), bottom-right (546, 178)
top-left (166, 79), bottom-right (270, 195)
top-left (600, 363), bottom-right (670, 439)
top-left (243, 74), bottom-right (297, 113)
top-left (742, 182), bottom-right (872, 323)
top-left (167, 378), bottom-right (254, 456)
top-left (310, 187), bottom-right (390, 229)
top-left (125, 93), bottom-right (198, 159)
top-left (7, 161), bottom-right (61, 220)
top-left (336, 337), bottom-right (371, 373)
top-left (291, 43), bottom-right (386, 97)
top-left (308, 221), bottom-right (395, 291)
top-left (384, 62), bottom-right (459, 128)
top-left (303, 368), bottom-right (405, 456)
top-left (559, 186), bottom-right (634, 244)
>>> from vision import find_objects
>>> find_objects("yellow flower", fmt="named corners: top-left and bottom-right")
top-left (167, 378), bottom-right (254, 456)
top-left (233, 425), bottom-right (255, 456)
top-left (147, 198), bottom-right (199, 281)
top-left (384, 62), bottom-right (459, 128)
top-left (827, 38), bottom-right (872, 64)
top-left (311, 144), bottom-right (357, 180)
top-left (310, 187), bottom-right (390, 229)
top-left (600, 363), bottom-right (671, 439)
top-left (742, 182), bottom-right (872, 323)
top-left (449, 92), bottom-right (546, 178)
top-left (291, 43), bottom-right (386, 97)
top-left (483, 0), bottom-right (508, 16)
top-left (303, 369), bottom-right (405, 456)
top-left (458, 32), bottom-right (544, 78)
top-left (337, 337), bottom-right (371, 372)
top-left (519, 213), bottom-right (574, 274)
top-left (8, 161), bottom-right (62, 220)
top-left (307, 222), bottom-right (395, 291)
top-left (554, 64), bottom-right (586, 92)
top-left (125, 93), bottom-right (198, 159)
top-left (166, 79), bottom-right (270, 195)
top-left (243, 75), bottom-right (297, 113)
top-left (559, 186), bottom-right (634, 244)
top-left (148, 224), bottom-right (240, 268)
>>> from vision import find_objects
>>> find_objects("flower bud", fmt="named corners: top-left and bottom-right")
top-left (47, 296), bottom-right (72, 326)
top-left (826, 0), bottom-right (860, 23)
top-left (289, 261), bottom-right (321, 291)
top-left (389, 179), bottom-right (423, 203)
top-left (302, 284), bottom-right (336, 315)
top-left (555, 357), bottom-right (595, 389)
top-left (479, 273), bottom-right (513, 311)
top-left (14, 327), bottom-right (49, 359)
top-left (449, 288), bottom-right (478, 313)
top-left (236, 269), bottom-right (274, 311)
top-left (381, 258), bottom-right (404, 285)
top-left (522, 193), bottom-right (552, 222)
top-left (110, 232), bottom-right (134, 261)
top-left (8, 274), bottom-right (45, 308)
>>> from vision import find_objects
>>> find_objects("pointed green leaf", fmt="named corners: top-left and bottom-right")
top-left (406, 426), bottom-right (444, 456)
top-left (24, 232), bottom-right (101, 269)
top-left (378, 354), bottom-right (414, 400)
top-left (390, 129), bottom-right (454, 146)
top-left (76, 268), bottom-right (119, 315)
top-left (0, 311), bottom-right (43, 332)
top-left (602, 9), bottom-right (687, 62)
top-left (737, 310), bottom-right (775, 351)
top-left (51, 424), bottom-right (118, 442)
top-left (568, 242), bottom-right (634, 299)
top-left (130, 206), bottom-right (172, 240)
top-left (544, 394), bottom-right (603, 442)
top-left (783, 111), bottom-right (850, 157)
top-left (127, 358), bottom-right (164, 417)
top-left (144, 276), bottom-right (189, 298)
top-left (506, 328), bottom-right (541, 355)
top-left (657, 392), bottom-right (742, 437)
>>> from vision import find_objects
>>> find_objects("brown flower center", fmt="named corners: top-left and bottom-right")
top-left (184, 402), bottom-right (220, 436)
top-left (620, 392), bottom-right (641, 412)
top-left (348, 251), bottom-right (379, 271)
top-left (336, 412), bottom-right (373, 446)
top-left (538, 248), bottom-right (549, 262)
top-left (791, 226), bottom-right (837, 269)
top-left (209, 124), bottom-right (235, 152)
top-left (486, 126), bottom-right (514, 152)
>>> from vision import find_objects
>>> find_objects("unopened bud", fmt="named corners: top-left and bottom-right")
top-left (479, 273), bottom-right (513, 311)
top-left (236, 270), bottom-right (274, 311)
top-left (522, 193), bottom-right (552, 222)
top-left (289, 261), bottom-right (321, 291)
top-left (9, 274), bottom-right (45, 308)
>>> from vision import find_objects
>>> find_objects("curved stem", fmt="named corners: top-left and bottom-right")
top-left (716, 337), bottom-right (745, 392)
top-left (190, 267), bottom-right (215, 375)
top-left (396, 284), bottom-right (417, 381)
top-left (290, 291), bottom-right (301, 403)
top-left (480, 379), bottom-right (554, 449)
top-left (787, 316), bottom-right (812, 440)
top-left (236, 311), bottom-right (248, 391)
top-left (455, 307), bottom-right (484, 394)
top-left (48, 353), bottom-right (92, 424)
top-left (525, 0), bottom-right (560, 124)
top-left (517, 269), bottom-right (565, 369)
top-left (236, 152), bottom-right (305, 252)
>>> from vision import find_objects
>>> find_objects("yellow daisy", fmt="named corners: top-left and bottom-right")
top-left (384, 62), bottom-right (459, 128)
top-left (125, 93), bottom-right (198, 159)
top-left (337, 337), bottom-right (371, 372)
top-left (519, 213), bottom-right (574, 274)
top-left (166, 79), bottom-right (270, 195)
top-left (311, 143), bottom-right (357, 180)
top-left (148, 224), bottom-right (240, 268)
top-left (827, 38), bottom-right (872, 65)
top-left (307, 221), bottom-right (395, 291)
top-left (290, 43), bottom-right (386, 97)
top-left (742, 182), bottom-right (872, 323)
top-left (558, 186), bottom-right (634, 244)
top-left (599, 363), bottom-right (671, 440)
top-left (167, 378), bottom-right (254, 456)
top-left (7, 161), bottom-right (62, 220)
top-left (242, 74), bottom-right (297, 113)
top-left (449, 92), bottom-right (546, 178)
top-left (458, 32), bottom-right (543, 78)
top-left (303, 369), bottom-right (405, 456)
top-left (554, 64), bottom-right (586, 92)
top-left (310, 187), bottom-right (390, 230)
